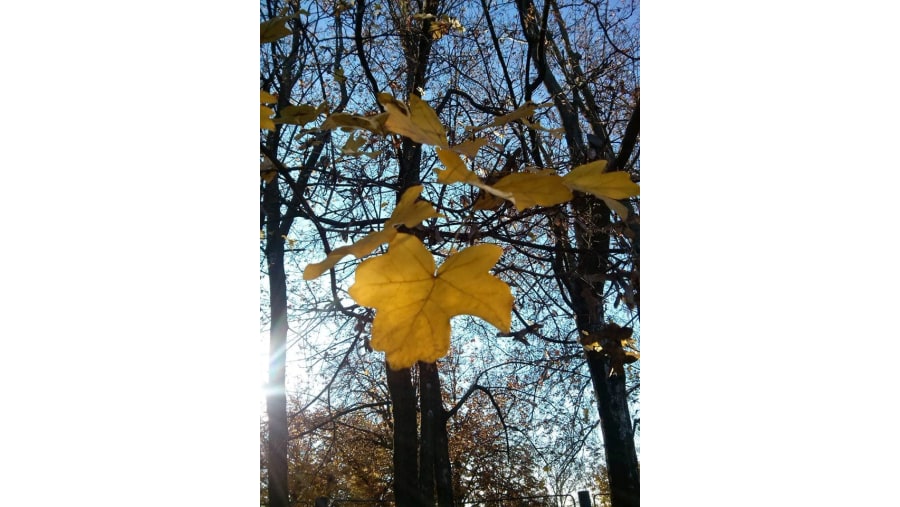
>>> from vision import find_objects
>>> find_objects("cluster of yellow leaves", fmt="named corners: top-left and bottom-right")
top-left (369, 94), bottom-right (639, 216)
top-left (297, 93), bottom-right (639, 369)
top-left (349, 234), bottom-right (512, 369)
top-left (437, 148), bottom-right (638, 217)
top-left (410, 13), bottom-right (465, 40)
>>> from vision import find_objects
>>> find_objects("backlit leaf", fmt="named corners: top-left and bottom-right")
top-left (378, 93), bottom-right (449, 149)
top-left (261, 155), bottom-right (277, 182)
top-left (260, 17), bottom-right (292, 43)
top-left (451, 137), bottom-right (488, 159)
top-left (303, 186), bottom-right (440, 279)
top-left (261, 91), bottom-right (277, 131)
top-left (491, 170), bottom-right (573, 211)
top-left (321, 111), bottom-right (389, 134)
top-left (466, 102), bottom-right (546, 132)
top-left (341, 134), bottom-right (367, 154)
top-left (275, 104), bottom-right (323, 126)
top-left (349, 234), bottom-right (512, 369)
top-left (435, 148), bottom-right (481, 184)
top-left (563, 160), bottom-right (640, 200)
top-left (598, 196), bottom-right (631, 220)
top-left (261, 106), bottom-right (275, 131)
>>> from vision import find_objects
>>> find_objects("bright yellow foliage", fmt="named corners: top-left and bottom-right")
top-left (275, 104), bottom-right (324, 126)
top-left (349, 234), bottom-right (512, 369)
top-left (261, 107), bottom-right (275, 131)
top-left (435, 148), bottom-right (481, 184)
top-left (303, 186), bottom-right (441, 279)
top-left (451, 137), bottom-right (488, 159)
top-left (466, 102), bottom-right (545, 132)
top-left (321, 111), bottom-right (389, 134)
top-left (563, 160), bottom-right (640, 199)
top-left (562, 160), bottom-right (640, 218)
top-left (261, 91), bottom-right (277, 131)
top-left (491, 170), bottom-right (573, 211)
top-left (378, 93), bottom-right (449, 149)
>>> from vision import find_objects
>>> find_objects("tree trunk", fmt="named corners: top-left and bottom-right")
top-left (264, 178), bottom-right (290, 507)
top-left (585, 351), bottom-right (639, 507)
top-left (419, 362), bottom-right (455, 507)
top-left (387, 365), bottom-right (422, 507)
top-left (568, 194), bottom-right (640, 507)
top-left (418, 362), bottom-right (436, 506)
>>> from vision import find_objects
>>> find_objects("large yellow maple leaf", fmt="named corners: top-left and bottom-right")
top-left (349, 234), bottom-right (512, 370)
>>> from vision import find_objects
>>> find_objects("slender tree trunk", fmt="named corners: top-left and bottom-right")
top-left (419, 362), bottom-right (436, 505)
top-left (386, 365), bottom-right (422, 507)
top-left (264, 178), bottom-right (290, 507)
top-left (419, 361), bottom-right (454, 507)
top-left (568, 194), bottom-right (640, 507)
top-left (585, 351), bottom-right (639, 507)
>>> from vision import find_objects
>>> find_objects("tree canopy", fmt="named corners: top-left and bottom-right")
top-left (260, 0), bottom-right (639, 505)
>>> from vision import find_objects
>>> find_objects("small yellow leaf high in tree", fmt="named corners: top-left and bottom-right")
top-left (349, 234), bottom-right (512, 369)
top-left (261, 90), bottom-right (277, 131)
top-left (378, 93), bottom-right (450, 149)
top-left (562, 160), bottom-right (641, 218)
top-left (491, 170), bottom-right (573, 211)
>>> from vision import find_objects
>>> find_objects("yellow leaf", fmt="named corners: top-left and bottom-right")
top-left (260, 17), bottom-right (292, 43)
top-left (349, 234), bottom-right (512, 369)
top-left (435, 148), bottom-right (481, 184)
top-left (386, 186), bottom-right (443, 228)
top-left (378, 93), bottom-right (449, 149)
top-left (260, 90), bottom-right (277, 104)
top-left (521, 118), bottom-right (566, 138)
top-left (275, 104), bottom-right (322, 126)
top-left (321, 111), bottom-right (389, 134)
top-left (261, 105), bottom-right (275, 131)
top-left (303, 229), bottom-right (394, 280)
top-left (341, 134), bottom-right (367, 154)
top-left (598, 196), bottom-right (630, 220)
top-left (491, 170), bottom-right (573, 211)
top-left (466, 102), bottom-right (546, 132)
top-left (451, 137), bottom-right (488, 159)
top-left (563, 160), bottom-right (640, 200)
top-left (303, 186), bottom-right (440, 279)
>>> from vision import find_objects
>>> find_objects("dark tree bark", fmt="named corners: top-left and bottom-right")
top-left (585, 350), bottom-right (640, 507)
top-left (264, 176), bottom-right (290, 507)
top-left (418, 363), bottom-right (436, 505)
top-left (387, 365), bottom-right (422, 507)
top-left (419, 361), bottom-right (455, 507)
